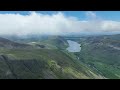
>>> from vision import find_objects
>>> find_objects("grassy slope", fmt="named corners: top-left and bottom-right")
top-left (0, 48), bottom-right (102, 79)
top-left (75, 35), bottom-right (120, 79)
top-left (24, 36), bottom-right (69, 50)
top-left (0, 35), bottom-right (110, 79)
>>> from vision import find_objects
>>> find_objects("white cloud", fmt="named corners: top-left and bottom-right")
top-left (85, 11), bottom-right (97, 20)
top-left (0, 11), bottom-right (120, 36)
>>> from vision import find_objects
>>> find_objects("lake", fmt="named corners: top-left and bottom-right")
top-left (66, 40), bottom-right (81, 52)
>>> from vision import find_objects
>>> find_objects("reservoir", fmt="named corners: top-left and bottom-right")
top-left (66, 40), bottom-right (81, 52)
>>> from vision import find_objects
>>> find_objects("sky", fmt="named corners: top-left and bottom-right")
top-left (0, 11), bottom-right (120, 36)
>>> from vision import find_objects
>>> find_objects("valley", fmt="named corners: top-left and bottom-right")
top-left (0, 34), bottom-right (119, 79)
top-left (0, 11), bottom-right (120, 79)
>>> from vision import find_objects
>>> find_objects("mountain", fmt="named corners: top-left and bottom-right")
top-left (31, 35), bottom-right (69, 49)
top-left (45, 36), bottom-right (69, 49)
top-left (0, 36), bottom-right (105, 79)
top-left (0, 34), bottom-right (120, 79)
top-left (0, 37), bottom-right (31, 49)
top-left (0, 47), bottom-right (103, 79)
top-left (74, 34), bottom-right (120, 79)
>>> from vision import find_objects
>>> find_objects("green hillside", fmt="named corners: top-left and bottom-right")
top-left (0, 34), bottom-right (120, 79)
top-left (74, 34), bottom-right (120, 79)
top-left (0, 48), bottom-right (104, 79)
top-left (0, 36), bottom-right (101, 79)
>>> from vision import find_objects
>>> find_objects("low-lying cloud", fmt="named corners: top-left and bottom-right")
top-left (0, 11), bottom-right (120, 36)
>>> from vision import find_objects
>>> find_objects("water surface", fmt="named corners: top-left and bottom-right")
top-left (66, 40), bottom-right (81, 52)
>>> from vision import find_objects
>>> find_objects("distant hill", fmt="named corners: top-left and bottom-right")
top-left (40, 36), bottom-right (69, 49)
top-left (0, 37), bottom-right (31, 49)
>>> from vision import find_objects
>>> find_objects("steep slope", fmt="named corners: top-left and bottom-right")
top-left (0, 48), bottom-right (104, 79)
top-left (41, 36), bottom-right (69, 49)
top-left (0, 37), bottom-right (31, 49)
top-left (75, 34), bottom-right (120, 79)
top-left (0, 36), bottom-right (107, 79)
